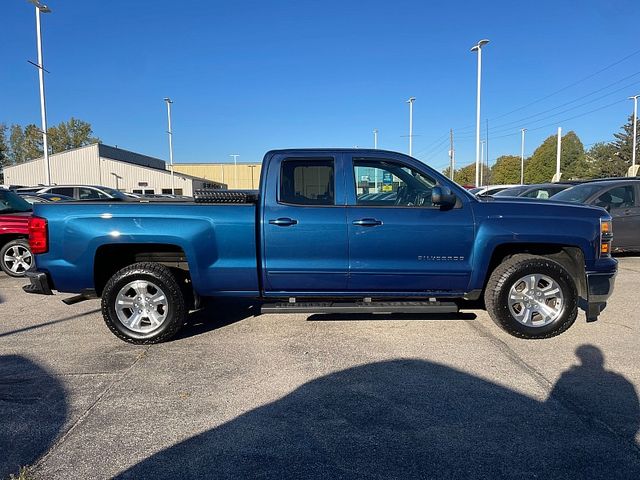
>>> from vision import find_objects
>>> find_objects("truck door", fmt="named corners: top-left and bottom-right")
top-left (346, 154), bottom-right (475, 294)
top-left (592, 183), bottom-right (640, 250)
top-left (262, 154), bottom-right (349, 293)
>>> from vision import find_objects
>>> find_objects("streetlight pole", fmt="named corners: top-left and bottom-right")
top-left (373, 129), bottom-right (378, 149)
top-left (520, 128), bottom-right (526, 184)
top-left (230, 154), bottom-right (239, 188)
top-left (406, 97), bottom-right (415, 156)
top-left (163, 97), bottom-right (175, 194)
top-left (30, 0), bottom-right (52, 185)
top-left (471, 39), bottom-right (489, 187)
top-left (480, 140), bottom-right (486, 186)
top-left (553, 127), bottom-right (562, 182)
top-left (630, 95), bottom-right (639, 176)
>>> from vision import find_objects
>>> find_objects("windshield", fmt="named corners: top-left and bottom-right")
top-left (551, 184), bottom-right (603, 203)
top-left (494, 186), bottom-right (528, 197)
top-left (100, 187), bottom-right (128, 200)
top-left (0, 190), bottom-right (33, 214)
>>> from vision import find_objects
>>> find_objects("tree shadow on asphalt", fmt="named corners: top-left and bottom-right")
top-left (0, 355), bottom-right (67, 479)
top-left (116, 345), bottom-right (640, 480)
top-left (0, 309), bottom-right (101, 339)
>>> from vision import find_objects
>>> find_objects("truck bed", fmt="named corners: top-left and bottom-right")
top-left (32, 202), bottom-right (260, 296)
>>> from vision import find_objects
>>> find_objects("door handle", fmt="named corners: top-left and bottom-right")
top-left (352, 218), bottom-right (383, 227)
top-left (269, 217), bottom-right (298, 226)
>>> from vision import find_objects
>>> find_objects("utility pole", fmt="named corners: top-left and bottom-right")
top-left (629, 95), bottom-right (639, 176)
top-left (406, 97), bottom-right (415, 156)
top-left (480, 140), bottom-right (486, 186)
top-left (163, 98), bottom-right (175, 194)
top-left (485, 118), bottom-right (490, 185)
top-left (29, 0), bottom-right (52, 185)
top-left (471, 39), bottom-right (489, 187)
top-left (553, 127), bottom-right (562, 182)
top-left (449, 129), bottom-right (455, 181)
top-left (230, 154), bottom-right (239, 188)
top-left (520, 128), bottom-right (526, 184)
top-left (373, 128), bottom-right (378, 149)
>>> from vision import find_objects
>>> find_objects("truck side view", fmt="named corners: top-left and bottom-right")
top-left (23, 149), bottom-right (617, 343)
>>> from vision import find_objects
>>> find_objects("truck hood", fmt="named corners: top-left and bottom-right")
top-left (475, 195), bottom-right (609, 220)
top-left (0, 211), bottom-right (31, 235)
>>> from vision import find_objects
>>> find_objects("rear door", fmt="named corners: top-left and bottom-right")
top-left (262, 153), bottom-right (349, 293)
top-left (345, 154), bottom-right (475, 294)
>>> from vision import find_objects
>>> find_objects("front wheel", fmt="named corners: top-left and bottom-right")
top-left (0, 239), bottom-right (34, 277)
top-left (101, 262), bottom-right (186, 344)
top-left (484, 254), bottom-right (578, 339)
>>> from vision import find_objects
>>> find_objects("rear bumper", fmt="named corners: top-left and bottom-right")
top-left (585, 270), bottom-right (616, 322)
top-left (23, 271), bottom-right (54, 296)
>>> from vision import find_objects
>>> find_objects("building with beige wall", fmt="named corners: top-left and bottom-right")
top-left (173, 163), bottom-right (262, 190)
top-left (3, 144), bottom-right (223, 195)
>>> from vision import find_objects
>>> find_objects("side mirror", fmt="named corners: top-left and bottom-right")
top-left (432, 186), bottom-right (457, 208)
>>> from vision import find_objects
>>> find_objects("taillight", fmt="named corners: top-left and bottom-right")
top-left (28, 216), bottom-right (48, 254)
top-left (600, 218), bottom-right (613, 257)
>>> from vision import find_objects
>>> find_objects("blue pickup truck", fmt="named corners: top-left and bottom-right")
top-left (24, 149), bottom-right (617, 343)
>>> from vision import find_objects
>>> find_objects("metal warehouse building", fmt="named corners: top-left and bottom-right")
top-left (3, 143), bottom-right (224, 195)
top-left (173, 163), bottom-right (262, 190)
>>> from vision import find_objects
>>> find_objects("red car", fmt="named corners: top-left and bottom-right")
top-left (0, 189), bottom-right (33, 277)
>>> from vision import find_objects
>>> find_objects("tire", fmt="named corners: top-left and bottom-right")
top-left (0, 238), bottom-right (34, 277)
top-left (484, 254), bottom-right (578, 339)
top-left (101, 262), bottom-right (186, 344)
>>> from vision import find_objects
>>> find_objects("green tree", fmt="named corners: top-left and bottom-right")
top-left (446, 162), bottom-right (489, 186)
top-left (587, 142), bottom-right (626, 178)
top-left (612, 114), bottom-right (639, 166)
top-left (48, 117), bottom-right (100, 153)
top-left (0, 124), bottom-right (9, 183)
top-left (9, 124), bottom-right (27, 164)
top-left (23, 124), bottom-right (44, 160)
top-left (491, 155), bottom-right (523, 184)
top-left (525, 131), bottom-right (588, 183)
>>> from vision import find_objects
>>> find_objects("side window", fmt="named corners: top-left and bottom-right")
top-left (280, 159), bottom-right (335, 206)
top-left (78, 187), bottom-right (103, 200)
top-left (595, 186), bottom-right (635, 210)
top-left (353, 159), bottom-right (436, 207)
top-left (49, 187), bottom-right (74, 197)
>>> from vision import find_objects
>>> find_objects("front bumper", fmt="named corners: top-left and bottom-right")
top-left (585, 270), bottom-right (616, 322)
top-left (23, 271), bottom-right (54, 296)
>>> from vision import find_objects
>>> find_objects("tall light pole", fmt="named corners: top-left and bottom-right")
top-left (480, 140), bottom-right (486, 186)
top-left (553, 127), bottom-right (562, 182)
top-left (163, 97), bottom-right (175, 194)
top-left (29, 0), bottom-right (52, 185)
top-left (373, 129), bottom-right (378, 149)
top-left (230, 154), bottom-right (239, 188)
top-left (520, 128), bottom-right (526, 184)
top-left (629, 95), bottom-right (639, 176)
top-left (406, 97), bottom-right (415, 156)
top-left (471, 39), bottom-right (489, 187)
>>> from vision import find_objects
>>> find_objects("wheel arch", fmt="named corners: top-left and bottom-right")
top-left (484, 243), bottom-right (587, 301)
top-left (94, 243), bottom-right (189, 297)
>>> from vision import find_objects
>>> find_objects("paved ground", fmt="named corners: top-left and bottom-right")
top-left (1, 258), bottom-right (640, 479)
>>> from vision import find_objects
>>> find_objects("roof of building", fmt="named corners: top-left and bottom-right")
top-left (98, 144), bottom-right (167, 170)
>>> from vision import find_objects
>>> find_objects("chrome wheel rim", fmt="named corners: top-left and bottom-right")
top-left (508, 274), bottom-right (564, 327)
top-left (3, 244), bottom-right (33, 274)
top-left (115, 280), bottom-right (169, 333)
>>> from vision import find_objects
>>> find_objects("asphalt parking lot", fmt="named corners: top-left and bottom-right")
top-left (1, 258), bottom-right (640, 479)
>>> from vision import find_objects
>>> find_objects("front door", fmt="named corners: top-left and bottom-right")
top-left (262, 154), bottom-right (349, 293)
top-left (346, 155), bottom-right (475, 294)
top-left (592, 184), bottom-right (640, 250)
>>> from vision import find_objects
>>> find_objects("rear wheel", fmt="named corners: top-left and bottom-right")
top-left (0, 239), bottom-right (34, 277)
top-left (484, 254), bottom-right (578, 339)
top-left (101, 262), bottom-right (186, 344)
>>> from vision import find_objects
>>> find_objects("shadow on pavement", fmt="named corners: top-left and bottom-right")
top-left (0, 309), bottom-right (101, 339)
top-left (307, 312), bottom-right (477, 322)
top-left (0, 355), bottom-right (67, 478)
top-left (174, 299), bottom-right (258, 340)
top-left (116, 345), bottom-right (640, 479)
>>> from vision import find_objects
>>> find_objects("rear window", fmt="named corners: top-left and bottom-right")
top-left (0, 190), bottom-right (32, 213)
top-left (280, 159), bottom-right (335, 206)
top-left (552, 184), bottom-right (605, 204)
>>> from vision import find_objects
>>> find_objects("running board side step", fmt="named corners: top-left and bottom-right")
top-left (261, 300), bottom-right (458, 315)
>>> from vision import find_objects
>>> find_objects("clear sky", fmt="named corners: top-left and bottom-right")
top-left (2, 0), bottom-right (640, 171)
